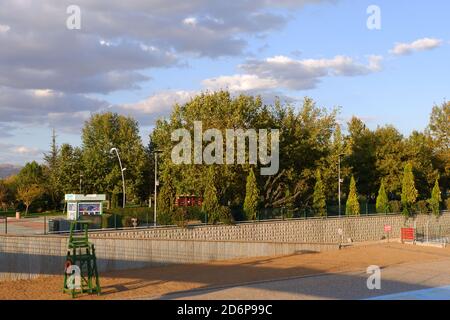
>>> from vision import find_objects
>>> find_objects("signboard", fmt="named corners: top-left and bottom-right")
top-left (65, 194), bottom-right (105, 220)
top-left (401, 228), bottom-right (415, 243)
top-left (78, 203), bottom-right (101, 216)
top-left (384, 225), bottom-right (392, 233)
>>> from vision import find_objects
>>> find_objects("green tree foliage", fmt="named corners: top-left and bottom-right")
top-left (346, 176), bottom-right (360, 215)
top-left (202, 167), bottom-right (221, 223)
top-left (43, 129), bottom-right (62, 209)
top-left (313, 170), bottom-right (326, 217)
top-left (57, 144), bottom-right (83, 194)
top-left (81, 112), bottom-right (148, 206)
top-left (17, 161), bottom-right (44, 186)
top-left (0, 180), bottom-right (8, 211)
top-left (401, 163), bottom-right (418, 216)
top-left (427, 102), bottom-right (449, 195)
top-left (374, 126), bottom-right (405, 196)
top-left (376, 179), bottom-right (389, 213)
top-left (244, 167), bottom-right (260, 220)
top-left (16, 184), bottom-right (43, 215)
top-left (346, 117), bottom-right (377, 198)
top-left (157, 169), bottom-right (177, 219)
top-left (429, 178), bottom-right (442, 216)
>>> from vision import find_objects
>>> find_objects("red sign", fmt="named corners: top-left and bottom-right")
top-left (384, 225), bottom-right (392, 233)
top-left (401, 228), bottom-right (415, 242)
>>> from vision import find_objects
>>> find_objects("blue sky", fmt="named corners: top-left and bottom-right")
top-left (0, 0), bottom-right (449, 164)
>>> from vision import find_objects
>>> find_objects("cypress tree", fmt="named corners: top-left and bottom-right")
top-left (401, 162), bottom-right (418, 216)
top-left (346, 176), bottom-right (360, 215)
top-left (376, 179), bottom-right (389, 214)
top-left (202, 167), bottom-right (220, 223)
top-left (243, 167), bottom-right (260, 220)
top-left (429, 178), bottom-right (442, 217)
top-left (313, 170), bottom-right (327, 217)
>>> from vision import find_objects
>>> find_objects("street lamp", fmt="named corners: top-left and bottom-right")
top-left (338, 153), bottom-right (345, 218)
top-left (110, 148), bottom-right (126, 209)
top-left (153, 150), bottom-right (162, 227)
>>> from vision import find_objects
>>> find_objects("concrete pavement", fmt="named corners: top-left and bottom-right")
top-left (155, 258), bottom-right (450, 300)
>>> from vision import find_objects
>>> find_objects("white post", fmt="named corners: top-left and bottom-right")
top-left (154, 152), bottom-right (158, 227)
top-left (338, 155), bottom-right (341, 217)
top-left (110, 148), bottom-right (126, 209)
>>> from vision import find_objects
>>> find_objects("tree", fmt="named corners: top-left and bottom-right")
top-left (17, 184), bottom-right (43, 215)
top-left (57, 144), bottom-right (84, 194)
top-left (346, 176), bottom-right (360, 215)
top-left (202, 167), bottom-right (221, 223)
top-left (81, 112), bottom-right (148, 206)
top-left (346, 117), bottom-right (377, 199)
top-left (244, 167), bottom-right (260, 220)
top-left (313, 170), bottom-right (326, 217)
top-left (17, 161), bottom-right (44, 186)
top-left (401, 163), bottom-right (418, 216)
top-left (428, 178), bottom-right (442, 216)
top-left (43, 129), bottom-right (62, 209)
top-left (157, 169), bottom-right (176, 217)
top-left (374, 125), bottom-right (406, 196)
top-left (0, 181), bottom-right (8, 211)
top-left (376, 179), bottom-right (389, 214)
top-left (427, 102), bottom-right (449, 197)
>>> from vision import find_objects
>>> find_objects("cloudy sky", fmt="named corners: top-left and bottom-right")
top-left (0, 0), bottom-right (449, 164)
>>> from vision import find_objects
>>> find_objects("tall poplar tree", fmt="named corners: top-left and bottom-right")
top-left (376, 179), bottom-right (389, 214)
top-left (401, 163), bottom-right (418, 216)
top-left (313, 170), bottom-right (327, 217)
top-left (244, 167), bottom-right (260, 220)
top-left (346, 176), bottom-right (360, 215)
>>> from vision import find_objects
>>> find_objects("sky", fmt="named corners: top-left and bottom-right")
top-left (0, 0), bottom-right (449, 165)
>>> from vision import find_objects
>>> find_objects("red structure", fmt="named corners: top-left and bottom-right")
top-left (175, 195), bottom-right (203, 207)
top-left (401, 228), bottom-right (415, 243)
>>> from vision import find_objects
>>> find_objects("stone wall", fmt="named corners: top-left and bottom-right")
top-left (0, 235), bottom-right (336, 281)
top-left (90, 212), bottom-right (450, 243)
top-left (1, 212), bottom-right (449, 282)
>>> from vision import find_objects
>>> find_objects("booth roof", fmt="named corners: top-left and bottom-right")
top-left (64, 194), bottom-right (107, 202)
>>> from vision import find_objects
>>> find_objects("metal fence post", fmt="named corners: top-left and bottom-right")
top-left (5, 214), bottom-right (7, 234)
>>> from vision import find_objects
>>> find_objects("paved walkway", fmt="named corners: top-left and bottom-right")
top-left (156, 258), bottom-right (450, 300)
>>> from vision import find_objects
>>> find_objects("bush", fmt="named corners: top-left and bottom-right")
top-left (218, 206), bottom-right (234, 225)
top-left (415, 200), bottom-right (429, 214)
top-left (157, 211), bottom-right (174, 226)
top-left (105, 207), bottom-right (153, 225)
top-left (389, 200), bottom-right (401, 213)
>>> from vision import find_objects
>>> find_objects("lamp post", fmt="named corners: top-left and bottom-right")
top-left (338, 153), bottom-right (345, 218)
top-left (153, 151), bottom-right (161, 227)
top-left (110, 148), bottom-right (126, 209)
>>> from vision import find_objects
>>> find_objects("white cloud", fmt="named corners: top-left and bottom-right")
top-left (203, 54), bottom-right (383, 92)
top-left (12, 146), bottom-right (40, 155)
top-left (203, 74), bottom-right (277, 91)
top-left (183, 17), bottom-right (198, 26)
top-left (0, 24), bottom-right (10, 33)
top-left (121, 90), bottom-right (195, 115)
top-left (390, 38), bottom-right (443, 56)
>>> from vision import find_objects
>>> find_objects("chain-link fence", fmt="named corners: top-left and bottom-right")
top-left (0, 214), bottom-right (57, 235)
top-left (415, 222), bottom-right (450, 244)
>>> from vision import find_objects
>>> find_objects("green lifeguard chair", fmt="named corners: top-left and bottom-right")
top-left (63, 221), bottom-right (101, 298)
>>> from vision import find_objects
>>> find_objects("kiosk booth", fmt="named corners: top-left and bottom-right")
top-left (65, 194), bottom-right (106, 221)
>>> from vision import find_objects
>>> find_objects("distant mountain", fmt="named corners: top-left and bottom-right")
top-left (0, 164), bottom-right (21, 179)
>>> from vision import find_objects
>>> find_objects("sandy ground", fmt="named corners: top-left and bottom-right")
top-left (1, 242), bottom-right (450, 300)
